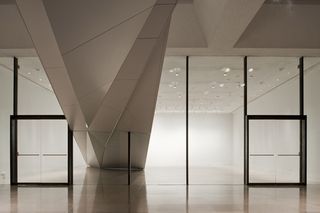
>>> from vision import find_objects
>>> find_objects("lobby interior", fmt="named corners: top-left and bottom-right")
top-left (1, 0), bottom-right (320, 212)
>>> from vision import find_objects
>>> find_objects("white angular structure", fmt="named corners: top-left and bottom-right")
top-left (16, 0), bottom-right (176, 169)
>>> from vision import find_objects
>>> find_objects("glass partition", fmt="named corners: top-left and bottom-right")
top-left (145, 56), bottom-right (186, 184)
top-left (247, 57), bottom-right (299, 115)
top-left (0, 57), bottom-right (13, 184)
top-left (189, 56), bottom-right (243, 184)
top-left (18, 57), bottom-right (62, 115)
top-left (304, 57), bottom-right (320, 183)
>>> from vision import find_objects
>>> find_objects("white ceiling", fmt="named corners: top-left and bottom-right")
top-left (156, 56), bottom-right (320, 113)
top-left (166, 0), bottom-right (320, 56)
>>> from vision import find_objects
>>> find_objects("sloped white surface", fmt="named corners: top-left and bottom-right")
top-left (43, 0), bottom-right (157, 53)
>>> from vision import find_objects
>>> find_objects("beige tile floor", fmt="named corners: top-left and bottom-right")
top-left (1, 167), bottom-right (320, 213)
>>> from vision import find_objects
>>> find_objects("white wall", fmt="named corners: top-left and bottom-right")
top-left (146, 112), bottom-right (233, 168)
top-left (233, 63), bottom-right (320, 183)
top-left (0, 65), bottom-right (86, 184)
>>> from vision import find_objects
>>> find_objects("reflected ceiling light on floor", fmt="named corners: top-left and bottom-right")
top-left (224, 67), bottom-right (231, 73)
top-left (219, 83), bottom-right (224, 87)
top-left (248, 68), bottom-right (254, 72)
top-left (27, 72), bottom-right (31, 75)
top-left (276, 78), bottom-right (280, 81)
top-left (204, 91), bottom-right (209, 95)
top-left (169, 69), bottom-right (174, 73)
top-left (39, 78), bottom-right (43, 81)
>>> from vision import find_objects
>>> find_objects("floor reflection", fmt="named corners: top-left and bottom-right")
top-left (1, 167), bottom-right (320, 212)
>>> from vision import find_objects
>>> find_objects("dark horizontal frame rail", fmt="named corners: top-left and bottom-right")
top-left (247, 115), bottom-right (306, 120)
top-left (11, 115), bottom-right (65, 120)
top-left (247, 183), bottom-right (305, 187)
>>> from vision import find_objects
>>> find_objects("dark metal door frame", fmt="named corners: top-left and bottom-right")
top-left (10, 115), bottom-right (73, 185)
top-left (243, 56), bottom-right (307, 186)
top-left (9, 57), bottom-right (73, 185)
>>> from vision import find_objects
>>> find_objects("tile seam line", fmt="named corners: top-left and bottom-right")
top-left (61, 5), bottom-right (155, 56)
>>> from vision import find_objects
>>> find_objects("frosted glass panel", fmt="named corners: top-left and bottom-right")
top-left (42, 156), bottom-right (68, 182)
top-left (17, 120), bottom-right (68, 183)
top-left (276, 156), bottom-right (299, 183)
top-left (18, 120), bottom-right (41, 154)
top-left (249, 156), bottom-right (275, 183)
top-left (249, 120), bottom-right (300, 183)
top-left (41, 120), bottom-right (67, 154)
top-left (18, 156), bottom-right (41, 182)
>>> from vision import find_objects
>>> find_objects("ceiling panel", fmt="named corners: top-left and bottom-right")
top-left (43, 0), bottom-right (157, 53)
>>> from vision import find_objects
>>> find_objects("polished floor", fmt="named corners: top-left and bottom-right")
top-left (1, 167), bottom-right (320, 212)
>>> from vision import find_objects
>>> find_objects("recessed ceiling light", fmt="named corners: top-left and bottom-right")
top-left (224, 67), bottom-right (231, 73)
top-left (27, 72), bottom-right (31, 75)
top-left (223, 73), bottom-right (227, 77)
top-left (211, 85), bottom-right (216, 89)
top-left (219, 83), bottom-right (224, 87)
top-left (169, 69), bottom-right (174, 73)
top-left (39, 78), bottom-right (43, 81)
top-left (175, 73), bottom-right (179, 77)
top-left (204, 91), bottom-right (209, 95)
top-left (276, 78), bottom-right (280, 81)
top-left (248, 68), bottom-right (254, 72)
top-left (240, 83), bottom-right (245, 87)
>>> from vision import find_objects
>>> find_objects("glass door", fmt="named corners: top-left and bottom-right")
top-left (17, 120), bottom-right (68, 183)
top-left (249, 119), bottom-right (300, 183)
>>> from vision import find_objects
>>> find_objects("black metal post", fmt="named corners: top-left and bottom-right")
top-left (128, 131), bottom-right (131, 185)
top-left (186, 56), bottom-right (189, 185)
top-left (299, 57), bottom-right (306, 184)
top-left (13, 57), bottom-right (18, 115)
top-left (243, 56), bottom-right (248, 185)
top-left (10, 57), bottom-right (18, 185)
top-left (68, 126), bottom-right (73, 185)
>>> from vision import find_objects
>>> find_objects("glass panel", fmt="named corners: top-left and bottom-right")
top-left (18, 120), bottom-right (41, 182)
top-left (249, 155), bottom-right (275, 183)
top-left (249, 120), bottom-right (300, 183)
top-left (0, 57), bottom-right (13, 184)
top-left (146, 56), bottom-right (186, 184)
top-left (276, 156), bottom-right (299, 183)
top-left (247, 57), bottom-right (299, 115)
top-left (304, 57), bottom-right (320, 183)
top-left (17, 120), bottom-right (68, 183)
top-left (17, 57), bottom-right (62, 115)
top-left (189, 56), bottom-right (243, 184)
top-left (41, 120), bottom-right (68, 183)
